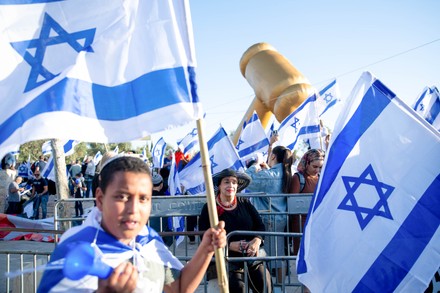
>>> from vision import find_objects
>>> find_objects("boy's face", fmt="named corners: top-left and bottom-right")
top-left (96, 171), bottom-right (152, 245)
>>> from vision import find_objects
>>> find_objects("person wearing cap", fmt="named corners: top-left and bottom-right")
top-left (38, 156), bottom-right (227, 293)
top-left (198, 168), bottom-right (272, 293)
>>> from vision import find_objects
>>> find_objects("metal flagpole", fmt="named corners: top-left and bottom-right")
top-left (196, 118), bottom-right (229, 293)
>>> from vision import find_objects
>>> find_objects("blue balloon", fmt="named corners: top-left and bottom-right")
top-left (63, 242), bottom-right (113, 280)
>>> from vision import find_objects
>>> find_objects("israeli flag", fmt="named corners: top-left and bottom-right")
top-left (297, 72), bottom-right (440, 292)
top-left (26, 154), bottom-right (33, 179)
top-left (413, 86), bottom-right (440, 132)
top-left (265, 115), bottom-right (276, 139)
top-left (0, 0), bottom-right (202, 161)
top-left (41, 140), bottom-right (77, 181)
top-left (113, 145), bottom-right (119, 155)
top-left (179, 127), bottom-right (244, 195)
top-left (316, 79), bottom-right (341, 117)
top-left (277, 94), bottom-right (321, 151)
top-left (167, 153), bottom-right (184, 246)
top-left (93, 151), bottom-right (102, 166)
top-left (17, 162), bottom-right (29, 178)
top-left (235, 111), bottom-right (270, 164)
top-left (177, 127), bottom-right (199, 154)
top-left (41, 141), bottom-right (52, 156)
top-left (152, 137), bottom-right (166, 169)
top-left (141, 147), bottom-right (148, 163)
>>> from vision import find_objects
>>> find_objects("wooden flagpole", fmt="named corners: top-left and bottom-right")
top-left (196, 118), bottom-right (229, 293)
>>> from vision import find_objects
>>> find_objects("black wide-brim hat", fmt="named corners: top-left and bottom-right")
top-left (212, 168), bottom-right (251, 193)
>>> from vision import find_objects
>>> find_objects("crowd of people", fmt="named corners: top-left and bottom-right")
top-left (0, 136), bottom-right (326, 292)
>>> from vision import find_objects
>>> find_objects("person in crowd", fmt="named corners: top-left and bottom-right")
top-left (68, 159), bottom-right (82, 195)
top-left (6, 176), bottom-right (24, 214)
top-left (84, 156), bottom-right (96, 198)
top-left (290, 149), bottom-right (325, 254)
top-left (73, 172), bottom-right (86, 217)
top-left (31, 168), bottom-right (49, 219)
top-left (91, 151), bottom-right (118, 207)
top-left (245, 138), bottom-right (294, 283)
top-left (0, 153), bottom-right (17, 213)
top-left (199, 168), bottom-right (272, 293)
top-left (149, 173), bottom-right (173, 246)
top-left (38, 156), bottom-right (226, 292)
top-left (162, 150), bottom-right (173, 171)
top-left (177, 154), bottom-right (198, 244)
top-left (37, 155), bottom-right (47, 172)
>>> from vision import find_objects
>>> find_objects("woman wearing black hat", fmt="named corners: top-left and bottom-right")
top-left (198, 168), bottom-right (272, 293)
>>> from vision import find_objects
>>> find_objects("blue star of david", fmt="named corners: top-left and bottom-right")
top-left (338, 164), bottom-right (394, 230)
top-left (154, 149), bottom-right (161, 157)
top-left (190, 128), bottom-right (198, 137)
top-left (236, 138), bottom-right (244, 150)
top-left (198, 155), bottom-right (219, 174)
top-left (290, 117), bottom-right (300, 132)
top-left (419, 103), bottom-right (425, 111)
top-left (210, 155), bottom-right (218, 174)
top-left (324, 92), bottom-right (333, 103)
top-left (10, 12), bottom-right (96, 92)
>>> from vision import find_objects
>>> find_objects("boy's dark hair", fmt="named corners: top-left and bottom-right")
top-left (99, 156), bottom-right (151, 192)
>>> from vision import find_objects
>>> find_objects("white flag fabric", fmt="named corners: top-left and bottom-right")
top-left (297, 71), bottom-right (440, 292)
top-left (41, 141), bottom-right (52, 156)
top-left (167, 153), bottom-right (184, 246)
top-left (177, 127), bottom-right (199, 154)
top-left (179, 127), bottom-right (244, 195)
top-left (141, 147), bottom-right (148, 163)
top-left (277, 94), bottom-right (321, 151)
top-left (26, 154), bottom-right (33, 179)
top-left (265, 114), bottom-right (277, 139)
top-left (0, 0), bottom-right (202, 160)
top-left (317, 79), bottom-right (341, 117)
top-left (93, 151), bottom-right (102, 166)
top-left (412, 86), bottom-right (440, 132)
top-left (41, 140), bottom-right (78, 181)
top-left (236, 111), bottom-right (270, 164)
top-left (152, 137), bottom-right (166, 169)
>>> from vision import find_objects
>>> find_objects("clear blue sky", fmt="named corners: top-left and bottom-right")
top-left (148, 0), bottom-right (440, 149)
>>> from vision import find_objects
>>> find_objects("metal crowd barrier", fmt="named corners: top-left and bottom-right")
top-left (1, 193), bottom-right (313, 293)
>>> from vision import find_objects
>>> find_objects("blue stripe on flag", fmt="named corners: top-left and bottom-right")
top-left (286, 125), bottom-right (320, 150)
top-left (183, 140), bottom-right (197, 154)
top-left (413, 88), bottom-right (429, 111)
top-left (312, 80), bottom-right (395, 213)
top-left (320, 99), bottom-right (337, 117)
top-left (237, 139), bottom-right (269, 157)
top-left (318, 79), bottom-right (336, 96)
top-left (42, 159), bottom-right (54, 178)
top-left (279, 94), bottom-right (317, 129)
top-left (426, 94), bottom-right (440, 124)
top-left (354, 173), bottom-right (440, 292)
top-left (0, 66), bottom-right (196, 143)
top-left (0, 0), bottom-right (63, 4)
top-left (183, 127), bottom-right (226, 170)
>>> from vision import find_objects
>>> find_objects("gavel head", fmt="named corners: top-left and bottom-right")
top-left (239, 42), bottom-right (315, 122)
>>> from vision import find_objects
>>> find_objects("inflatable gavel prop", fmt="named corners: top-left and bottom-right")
top-left (233, 42), bottom-right (315, 145)
top-left (64, 242), bottom-right (113, 280)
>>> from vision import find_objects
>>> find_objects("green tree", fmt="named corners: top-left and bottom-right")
top-left (18, 140), bottom-right (46, 163)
